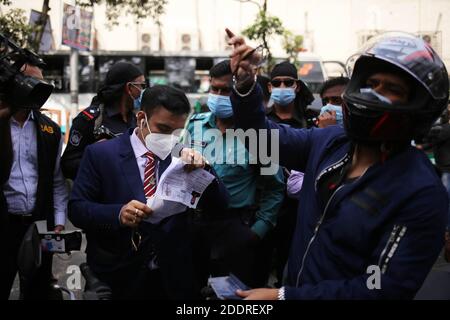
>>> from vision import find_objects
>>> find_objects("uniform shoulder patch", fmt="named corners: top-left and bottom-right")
top-left (69, 130), bottom-right (83, 146)
top-left (80, 106), bottom-right (99, 121)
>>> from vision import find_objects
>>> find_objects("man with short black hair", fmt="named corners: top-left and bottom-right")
top-left (317, 77), bottom-right (350, 128)
top-left (69, 85), bottom-right (229, 299)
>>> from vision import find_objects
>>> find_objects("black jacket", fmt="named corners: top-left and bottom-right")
top-left (62, 101), bottom-right (136, 180)
top-left (0, 111), bottom-right (61, 229)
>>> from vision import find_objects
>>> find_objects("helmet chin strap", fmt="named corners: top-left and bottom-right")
top-left (353, 140), bottom-right (407, 165)
top-left (379, 140), bottom-right (410, 163)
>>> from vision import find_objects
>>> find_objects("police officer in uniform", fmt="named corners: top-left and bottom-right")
top-left (187, 60), bottom-right (285, 288)
top-left (62, 61), bottom-right (145, 180)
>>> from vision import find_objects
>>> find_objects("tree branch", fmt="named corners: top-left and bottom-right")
top-left (233, 0), bottom-right (261, 9)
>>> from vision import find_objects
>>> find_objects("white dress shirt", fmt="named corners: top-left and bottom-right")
top-left (129, 128), bottom-right (159, 184)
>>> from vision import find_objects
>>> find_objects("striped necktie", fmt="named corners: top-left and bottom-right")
top-left (143, 151), bottom-right (157, 198)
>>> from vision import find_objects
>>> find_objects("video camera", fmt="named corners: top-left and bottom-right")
top-left (0, 33), bottom-right (54, 111)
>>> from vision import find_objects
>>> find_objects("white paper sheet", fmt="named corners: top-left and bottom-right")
top-left (144, 195), bottom-right (187, 224)
top-left (144, 157), bottom-right (215, 224)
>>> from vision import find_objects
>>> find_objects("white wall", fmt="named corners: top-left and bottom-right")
top-left (3, 0), bottom-right (450, 65)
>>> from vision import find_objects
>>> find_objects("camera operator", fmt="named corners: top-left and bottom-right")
top-left (62, 61), bottom-right (145, 180)
top-left (0, 63), bottom-right (68, 300)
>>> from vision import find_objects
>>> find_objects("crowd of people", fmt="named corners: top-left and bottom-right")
top-left (0, 29), bottom-right (450, 300)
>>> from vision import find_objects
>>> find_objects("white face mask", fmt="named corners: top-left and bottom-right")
top-left (140, 116), bottom-right (178, 160)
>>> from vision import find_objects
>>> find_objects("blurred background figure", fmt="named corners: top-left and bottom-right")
top-left (317, 77), bottom-right (350, 128)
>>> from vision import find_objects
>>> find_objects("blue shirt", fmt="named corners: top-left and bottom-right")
top-left (3, 112), bottom-right (67, 226)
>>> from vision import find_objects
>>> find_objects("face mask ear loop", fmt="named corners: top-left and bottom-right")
top-left (128, 83), bottom-right (142, 101)
top-left (128, 83), bottom-right (135, 100)
top-left (140, 114), bottom-right (151, 149)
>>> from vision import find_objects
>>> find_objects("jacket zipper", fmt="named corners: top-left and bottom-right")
top-left (295, 183), bottom-right (345, 287)
top-left (314, 154), bottom-right (349, 192)
top-left (295, 158), bottom-right (368, 287)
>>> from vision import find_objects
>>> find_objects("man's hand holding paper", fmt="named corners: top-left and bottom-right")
top-left (145, 148), bottom-right (215, 224)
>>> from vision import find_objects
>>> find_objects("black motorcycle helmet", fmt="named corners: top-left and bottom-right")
top-left (343, 32), bottom-right (449, 143)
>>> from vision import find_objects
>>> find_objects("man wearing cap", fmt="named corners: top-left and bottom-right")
top-left (266, 61), bottom-right (313, 129)
top-left (265, 61), bottom-right (314, 287)
top-left (62, 61), bottom-right (146, 180)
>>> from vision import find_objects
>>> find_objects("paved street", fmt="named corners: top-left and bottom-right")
top-left (9, 221), bottom-right (86, 300)
top-left (9, 223), bottom-right (450, 300)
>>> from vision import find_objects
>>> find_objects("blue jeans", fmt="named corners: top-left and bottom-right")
top-left (441, 172), bottom-right (450, 229)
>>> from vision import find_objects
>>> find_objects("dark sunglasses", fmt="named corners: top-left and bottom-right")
top-left (271, 79), bottom-right (297, 88)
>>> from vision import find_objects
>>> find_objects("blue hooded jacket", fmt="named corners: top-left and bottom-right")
top-left (231, 85), bottom-right (448, 299)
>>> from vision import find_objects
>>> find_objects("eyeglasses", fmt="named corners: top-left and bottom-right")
top-left (129, 82), bottom-right (147, 90)
top-left (271, 79), bottom-right (297, 88)
top-left (322, 96), bottom-right (343, 106)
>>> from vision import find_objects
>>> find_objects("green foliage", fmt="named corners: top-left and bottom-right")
top-left (0, 8), bottom-right (34, 47)
top-left (242, 11), bottom-right (284, 43)
top-left (77, 0), bottom-right (168, 26)
top-left (282, 30), bottom-right (304, 67)
top-left (242, 8), bottom-right (284, 71)
top-left (0, 0), bottom-right (168, 51)
top-left (240, 0), bottom-right (304, 72)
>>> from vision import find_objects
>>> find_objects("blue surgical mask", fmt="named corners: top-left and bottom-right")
top-left (133, 90), bottom-right (143, 110)
top-left (270, 88), bottom-right (296, 106)
top-left (320, 104), bottom-right (343, 125)
top-left (207, 93), bottom-right (233, 118)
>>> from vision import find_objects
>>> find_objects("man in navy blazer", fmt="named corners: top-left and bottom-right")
top-left (69, 85), bottom-right (229, 299)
